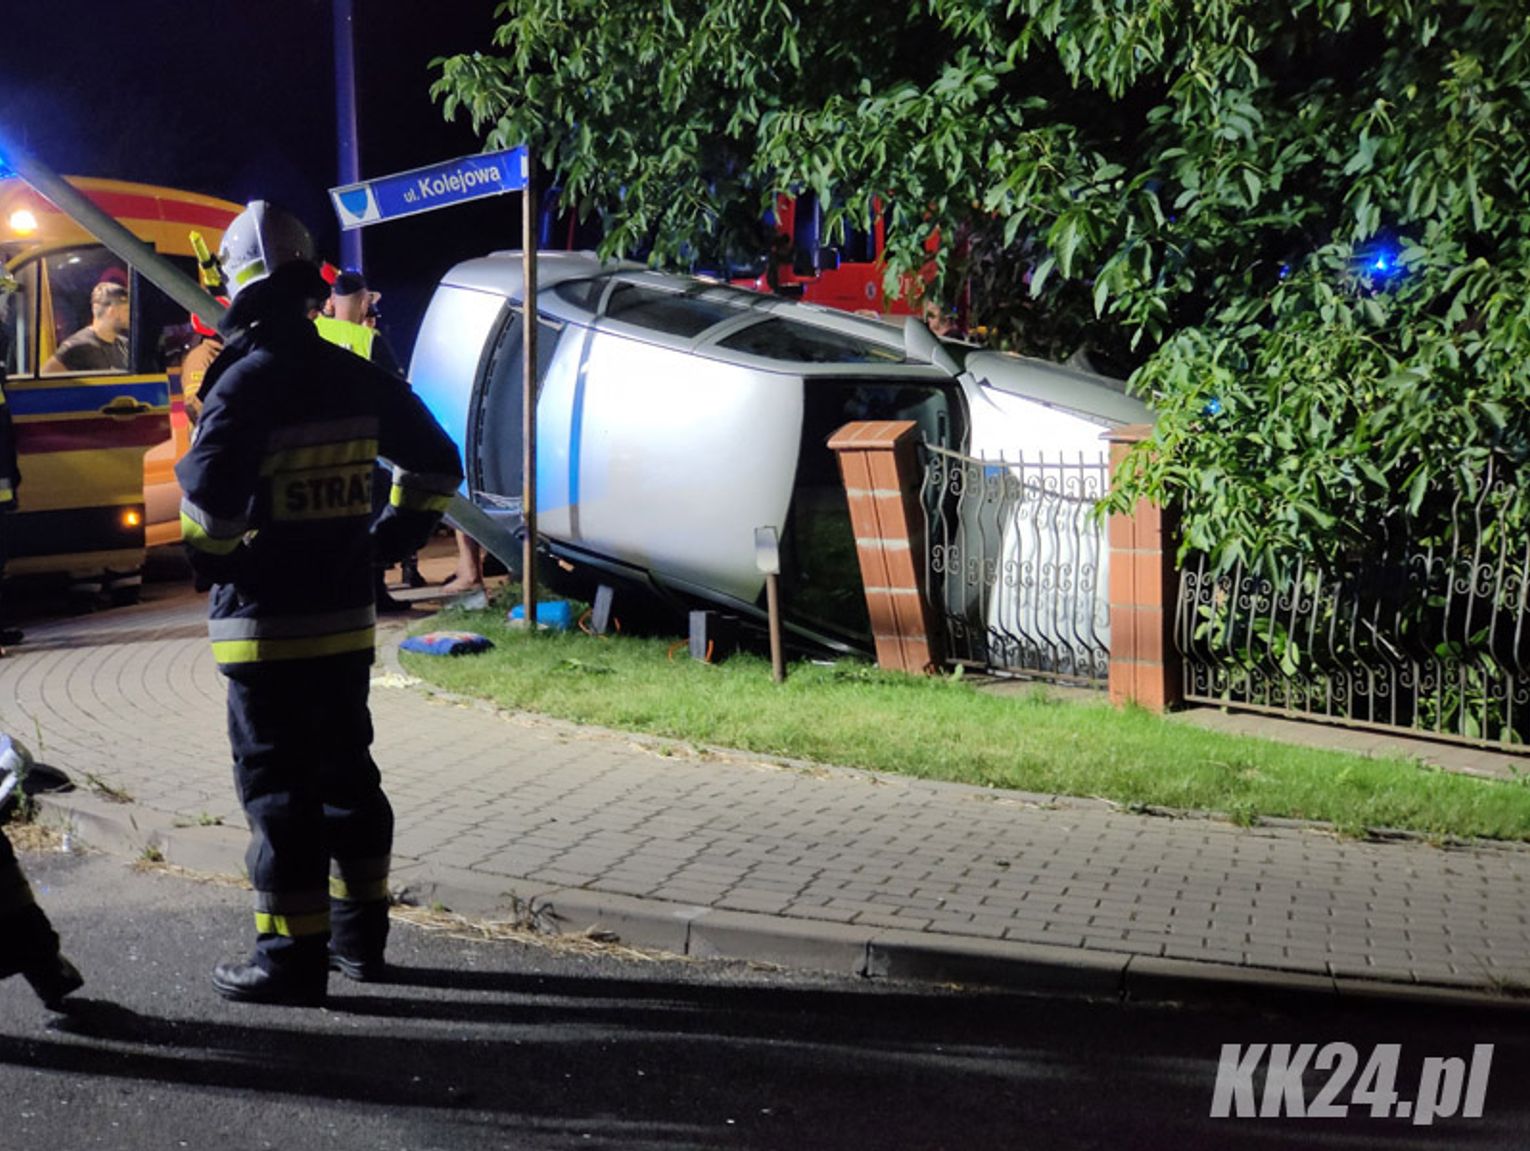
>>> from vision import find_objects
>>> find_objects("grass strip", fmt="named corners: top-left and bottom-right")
top-left (400, 606), bottom-right (1530, 843)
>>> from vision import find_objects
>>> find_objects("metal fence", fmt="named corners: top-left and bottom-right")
top-left (920, 444), bottom-right (1111, 685)
top-left (1178, 473), bottom-right (1530, 747)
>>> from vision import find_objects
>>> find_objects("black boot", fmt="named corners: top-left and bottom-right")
top-left (400, 554), bottom-right (427, 589)
top-left (328, 948), bottom-right (387, 983)
top-left (374, 570), bottom-right (412, 614)
top-left (24, 954), bottom-right (83, 1011)
top-left (212, 959), bottom-right (326, 1007)
top-left (330, 896), bottom-right (390, 982)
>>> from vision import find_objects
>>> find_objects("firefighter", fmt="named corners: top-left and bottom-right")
top-left (176, 202), bottom-right (462, 1006)
top-left (180, 311), bottom-right (225, 426)
top-left (181, 231), bottom-right (229, 426)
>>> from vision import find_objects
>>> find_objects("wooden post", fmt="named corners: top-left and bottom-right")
top-left (827, 420), bottom-right (942, 675)
top-left (765, 572), bottom-right (785, 683)
top-left (1104, 424), bottom-right (1182, 711)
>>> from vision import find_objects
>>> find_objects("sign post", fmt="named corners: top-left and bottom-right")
top-left (330, 146), bottom-right (539, 626)
top-left (520, 159), bottom-right (538, 626)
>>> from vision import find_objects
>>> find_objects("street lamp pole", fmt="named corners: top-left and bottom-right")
top-left (332, 0), bottom-right (363, 272)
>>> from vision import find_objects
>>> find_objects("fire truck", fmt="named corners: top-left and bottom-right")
top-left (0, 176), bottom-right (240, 600)
top-left (727, 192), bottom-right (944, 321)
top-left (538, 189), bottom-right (945, 323)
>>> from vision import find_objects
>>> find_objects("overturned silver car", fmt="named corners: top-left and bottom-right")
top-left (409, 252), bottom-right (1150, 654)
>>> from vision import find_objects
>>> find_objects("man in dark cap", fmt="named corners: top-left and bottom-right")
top-left (316, 269), bottom-right (418, 606)
top-left (315, 268), bottom-right (401, 377)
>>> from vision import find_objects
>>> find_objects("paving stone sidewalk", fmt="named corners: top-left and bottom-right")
top-left (5, 582), bottom-right (1529, 1006)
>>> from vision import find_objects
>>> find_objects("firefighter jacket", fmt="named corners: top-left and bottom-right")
top-left (175, 312), bottom-right (462, 668)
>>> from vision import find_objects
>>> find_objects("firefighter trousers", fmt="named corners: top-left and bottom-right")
top-left (224, 650), bottom-right (393, 974)
top-left (0, 829), bottom-right (61, 979)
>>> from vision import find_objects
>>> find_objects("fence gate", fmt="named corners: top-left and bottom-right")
top-left (920, 445), bottom-right (1111, 685)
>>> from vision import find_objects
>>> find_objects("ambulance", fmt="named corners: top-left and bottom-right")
top-left (0, 177), bottom-right (240, 600)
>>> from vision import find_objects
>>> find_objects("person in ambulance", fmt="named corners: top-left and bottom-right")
top-left (41, 279), bottom-right (130, 374)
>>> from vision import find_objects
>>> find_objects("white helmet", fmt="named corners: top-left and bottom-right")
top-left (217, 201), bottom-right (317, 299)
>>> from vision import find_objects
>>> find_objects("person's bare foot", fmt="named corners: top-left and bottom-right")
top-left (440, 577), bottom-right (484, 595)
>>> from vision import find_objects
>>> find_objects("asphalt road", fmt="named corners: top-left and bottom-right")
top-left (1, 845), bottom-right (1527, 1150)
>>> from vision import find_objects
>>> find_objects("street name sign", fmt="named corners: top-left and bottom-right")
top-left (329, 146), bottom-right (528, 230)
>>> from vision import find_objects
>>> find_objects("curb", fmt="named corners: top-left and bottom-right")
top-left (31, 789), bottom-right (1530, 1016)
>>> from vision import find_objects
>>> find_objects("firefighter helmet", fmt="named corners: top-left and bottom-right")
top-left (217, 201), bottom-right (317, 300)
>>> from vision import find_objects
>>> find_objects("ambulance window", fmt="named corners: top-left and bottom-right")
top-left (40, 248), bottom-right (131, 375)
top-left (134, 258), bottom-right (199, 372)
top-left (1, 262), bottom-right (37, 377)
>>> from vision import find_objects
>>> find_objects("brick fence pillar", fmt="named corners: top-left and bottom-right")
top-left (1105, 424), bottom-right (1183, 710)
top-left (827, 420), bottom-right (941, 675)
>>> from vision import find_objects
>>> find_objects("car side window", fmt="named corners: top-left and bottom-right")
top-left (718, 317), bottom-right (905, 365)
top-left (603, 283), bottom-right (747, 338)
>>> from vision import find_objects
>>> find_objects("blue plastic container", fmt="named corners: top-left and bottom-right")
top-left (507, 600), bottom-right (575, 630)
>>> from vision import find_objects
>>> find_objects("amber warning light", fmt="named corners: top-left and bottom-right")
top-left (121, 510), bottom-right (142, 528)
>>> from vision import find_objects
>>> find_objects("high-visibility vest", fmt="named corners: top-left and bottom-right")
top-left (313, 315), bottom-right (377, 362)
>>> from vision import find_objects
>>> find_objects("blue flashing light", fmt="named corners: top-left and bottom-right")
top-left (1359, 239), bottom-right (1405, 283)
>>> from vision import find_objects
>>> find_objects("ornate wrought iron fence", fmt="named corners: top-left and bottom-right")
top-left (1178, 472), bottom-right (1530, 747)
top-left (920, 445), bottom-right (1111, 685)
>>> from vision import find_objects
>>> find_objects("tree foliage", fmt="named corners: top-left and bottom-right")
top-left (433, 1), bottom-right (1530, 576)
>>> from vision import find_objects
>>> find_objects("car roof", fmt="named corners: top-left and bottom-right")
top-left (437, 252), bottom-right (1153, 425)
top-left (439, 251), bottom-right (947, 377)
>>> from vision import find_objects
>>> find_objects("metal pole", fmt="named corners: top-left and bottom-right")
top-left (0, 127), bottom-right (222, 330)
top-left (521, 161), bottom-right (539, 626)
top-left (332, 0), bottom-right (363, 271)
